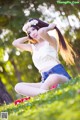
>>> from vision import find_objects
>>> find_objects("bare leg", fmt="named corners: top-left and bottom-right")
top-left (14, 82), bottom-right (48, 97)
top-left (16, 82), bottom-right (43, 88)
top-left (40, 74), bottom-right (69, 90)
top-left (14, 74), bottom-right (68, 97)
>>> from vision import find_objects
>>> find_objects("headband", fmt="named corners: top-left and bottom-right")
top-left (22, 20), bottom-right (38, 33)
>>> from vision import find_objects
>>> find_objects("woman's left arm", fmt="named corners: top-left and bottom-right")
top-left (39, 23), bottom-right (56, 32)
top-left (38, 23), bottom-right (57, 45)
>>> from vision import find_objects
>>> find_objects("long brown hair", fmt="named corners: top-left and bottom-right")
top-left (26, 18), bottom-right (76, 65)
top-left (54, 27), bottom-right (76, 65)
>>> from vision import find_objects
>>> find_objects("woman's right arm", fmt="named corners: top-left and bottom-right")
top-left (12, 36), bottom-right (32, 52)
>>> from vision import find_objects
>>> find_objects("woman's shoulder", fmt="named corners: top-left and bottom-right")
top-left (45, 36), bottom-right (57, 51)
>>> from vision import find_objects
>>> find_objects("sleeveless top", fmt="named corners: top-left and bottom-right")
top-left (31, 41), bottom-right (60, 73)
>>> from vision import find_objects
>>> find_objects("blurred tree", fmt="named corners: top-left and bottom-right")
top-left (0, 79), bottom-right (13, 105)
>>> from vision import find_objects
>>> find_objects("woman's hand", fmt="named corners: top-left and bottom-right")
top-left (48, 23), bottom-right (56, 30)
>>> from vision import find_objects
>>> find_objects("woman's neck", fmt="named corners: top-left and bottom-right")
top-left (36, 38), bottom-right (44, 44)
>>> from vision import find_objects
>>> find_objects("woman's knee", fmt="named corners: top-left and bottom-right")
top-left (48, 74), bottom-right (60, 81)
top-left (14, 83), bottom-right (23, 92)
top-left (49, 74), bottom-right (68, 83)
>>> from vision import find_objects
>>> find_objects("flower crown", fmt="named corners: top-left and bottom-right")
top-left (28, 20), bottom-right (38, 27)
top-left (22, 20), bottom-right (38, 33)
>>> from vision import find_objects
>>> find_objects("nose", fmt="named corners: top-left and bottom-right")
top-left (31, 32), bottom-right (37, 38)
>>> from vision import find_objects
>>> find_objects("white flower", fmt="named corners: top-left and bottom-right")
top-left (22, 20), bottom-right (38, 33)
top-left (30, 20), bottom-right (38, 26)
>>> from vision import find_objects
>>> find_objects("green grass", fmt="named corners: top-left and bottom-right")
top-left (0, 75), bottom-right (80, 120)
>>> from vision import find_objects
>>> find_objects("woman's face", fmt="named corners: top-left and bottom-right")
top-left (27, 27), bottom-right (40, 40)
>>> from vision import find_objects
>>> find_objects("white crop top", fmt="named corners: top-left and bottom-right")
top-left (31, 41), bottom-right (60, 73)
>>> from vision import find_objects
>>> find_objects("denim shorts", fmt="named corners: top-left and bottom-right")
top-left (41, 64), bottom-right (71, 83)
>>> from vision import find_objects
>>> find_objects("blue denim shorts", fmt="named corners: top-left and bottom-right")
top-left (41, 64), bottom-right (71, 83)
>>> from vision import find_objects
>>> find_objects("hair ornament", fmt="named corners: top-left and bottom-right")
top-left (22, 20), bottom-right (38, 33)
top-left (30, 20), bottom-right (38, 26)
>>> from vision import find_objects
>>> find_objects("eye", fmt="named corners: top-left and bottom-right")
top-left (27, 27), bottom-right (36, 35)
top-left (32, 27), bottom-right (36, 31)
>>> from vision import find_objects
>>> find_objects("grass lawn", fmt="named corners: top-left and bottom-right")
top-left (0, 75), bottom-right (80, 120)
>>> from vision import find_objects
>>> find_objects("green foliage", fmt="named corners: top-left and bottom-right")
top-left (0, 76), bottom-right (80, 120)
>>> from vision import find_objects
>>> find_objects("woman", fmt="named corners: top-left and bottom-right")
top-left (12, 18), bottom-right (75, 97)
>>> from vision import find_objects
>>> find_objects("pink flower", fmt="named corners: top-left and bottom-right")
top-left (50, 85), bottom-right (58, 90)
top-left (14, 97), bottom-right (30, 105)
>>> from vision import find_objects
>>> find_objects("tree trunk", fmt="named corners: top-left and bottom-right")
top-left (10, 59), bottom-right (22, 82)
top-left (0, 79), bottom-right (13, 105)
